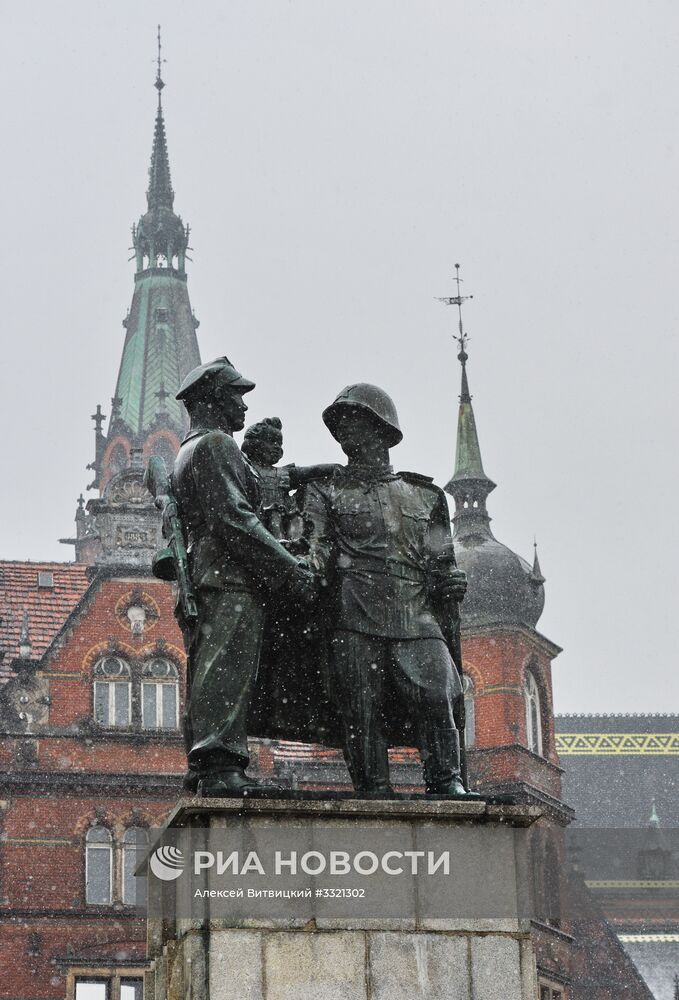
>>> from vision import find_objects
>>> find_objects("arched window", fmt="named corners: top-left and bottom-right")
top-left (122, 827), bottom-right (148, 906)
top-left (141, 659), bottom-right (179, 730)
top-left (524, 670), bottom-right (543, 756)
top-left (463, 674), bottom-right (475, 748)
top-left (85, 826), bottom-right (112, 905)
top-left (93, 657), bottom-right (131, 727)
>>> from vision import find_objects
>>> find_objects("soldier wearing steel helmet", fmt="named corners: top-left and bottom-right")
top-left (171, 357), bottom-right (316, 797)
top-left (304, 383), bottom-right (470, 796)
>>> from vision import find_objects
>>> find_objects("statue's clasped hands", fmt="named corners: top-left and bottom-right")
top-left (283, 559), bottom-right (319, 605)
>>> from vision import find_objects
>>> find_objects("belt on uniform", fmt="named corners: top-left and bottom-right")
top-left (336, 558), bottom-right (426, 583)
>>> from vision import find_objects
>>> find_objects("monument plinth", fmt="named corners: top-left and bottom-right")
top-left (147, 796), bottom-right (541, 1000)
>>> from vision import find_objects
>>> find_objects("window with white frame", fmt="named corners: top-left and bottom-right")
top-left (141, 659), bottom-right (179, 730)
top-left (85, 826), bottom-right (112, 905)
top-left (120, 981), bottom-right (144, 1000)
top-left (75, 980), bottom-right (109, 1000)
top-left (73, 975), bottom-right (143, 1000)
top-left (122, 827), bottom-right (148, 906)
top-left (93, 657), bottom-right (131, 727)
top-left (524, 669), bottom-right (543, 756)
top-left (462, 674), bottom-right (475, 748)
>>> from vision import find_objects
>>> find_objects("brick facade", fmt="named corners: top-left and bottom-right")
top-left (0, 571), bottom-right (186, 999)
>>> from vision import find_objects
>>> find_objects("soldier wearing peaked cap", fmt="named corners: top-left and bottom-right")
top-left (175, 355), bottom-right (257, 400)
top-left (304, 383), bottom-right (473, 796)
top-left (170, 357), bottom-right (316, 797)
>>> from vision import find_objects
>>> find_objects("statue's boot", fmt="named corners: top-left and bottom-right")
top-left (182, 771), bottom-right (200, 794)
top-left (423, 727), bottom-right (477, 797)
top-left (343, 728), bottom-right (393, 796)
top-left (198, 766), bottom-right (281, 798)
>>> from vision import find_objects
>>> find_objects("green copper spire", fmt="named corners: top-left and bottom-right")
top-left (448, 334), bottom-right (491, 484)
top-left (147, 27), bottom-right (174, 212)
top-left (106, 29), bottom-right (200, 452)
top-left (131, 27), bottom-right (189, 275)
top-left (438, 266), bottom-right (496, 521)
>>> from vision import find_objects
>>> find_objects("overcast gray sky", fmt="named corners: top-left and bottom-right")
top-left (1, 1), bottom-right (677, 714)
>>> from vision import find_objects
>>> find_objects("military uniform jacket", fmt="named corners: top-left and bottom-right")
top-left (172, 428), bottom-right (299, 592)
top-left (304, 465), bottom-right (453, 640)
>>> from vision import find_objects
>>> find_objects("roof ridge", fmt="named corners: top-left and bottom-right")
top-left (556, 712), bottom-right (679, 719)
top-left (0, 560), bottom-right (86, 569)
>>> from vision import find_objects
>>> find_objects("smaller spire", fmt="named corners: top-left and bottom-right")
top-left (438, 264), bottom-right (496, 537)
top-left (19, 611), bottom-right (32, 660)
top-left (91, 404), bottom-right (106, 435)
top-left (531, 539), bottom-right (546, 585)
top-left (86, 404), bottom-right (107, 491)
top-left (648, 798), bottom-right (660, 829)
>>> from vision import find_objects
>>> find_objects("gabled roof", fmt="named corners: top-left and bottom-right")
top-left (0, 561), bottom-right (90, 665)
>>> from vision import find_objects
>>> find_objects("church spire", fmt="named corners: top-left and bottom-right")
top-left (63, 30), bottom-right (201, 565)
top-left (132, 27), bottom-right (189, 274)
top-left (438, 265), bottom-right (496, 537)
top-left (147, 26), bottom-right (174, 212)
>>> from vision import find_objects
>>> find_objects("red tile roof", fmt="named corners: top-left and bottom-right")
top-left (0, 561), bottom-right (91, 665)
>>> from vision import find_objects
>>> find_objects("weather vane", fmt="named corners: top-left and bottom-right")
top-left (155, 25), bottom-right (166, 93)
top-left (436, 263), bottom-right (473, 359)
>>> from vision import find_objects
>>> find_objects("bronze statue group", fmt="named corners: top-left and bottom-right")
top-left (147, 357), bottom-right (474, 799)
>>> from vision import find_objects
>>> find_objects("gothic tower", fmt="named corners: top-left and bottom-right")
top-left (447, 334), bottom-right (564, 810)
top-left (62, 43), bottom-right (201, 566)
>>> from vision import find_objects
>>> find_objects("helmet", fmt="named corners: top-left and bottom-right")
top-left (322, 383), bottom-right (403, 447)
top-left (176, 356), bottom-right (255, 402)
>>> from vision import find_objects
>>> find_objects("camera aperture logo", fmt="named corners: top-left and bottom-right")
top-left (150, 845), bottom-right (185, 881)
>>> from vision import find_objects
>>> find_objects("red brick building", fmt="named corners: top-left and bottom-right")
top-left (0, 65), bottom-right (658, 1000)
top-left (0, 63), bottom-right (196, 1000)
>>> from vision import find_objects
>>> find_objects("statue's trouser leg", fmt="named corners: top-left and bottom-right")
top-left (184, 587), bottom-right (264, 779)
top-left (329, 631), bottom-right (391, 792)
top-left (388, 638), bottom-right (463, 791)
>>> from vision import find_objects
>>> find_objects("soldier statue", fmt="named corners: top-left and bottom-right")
top-left (304, 384), bottom-right (470, 796)
top-left (169, 357), bottom-right (316, 796)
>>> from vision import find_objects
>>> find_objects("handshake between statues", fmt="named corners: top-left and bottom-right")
top-left (146, 357), bottom-right (474, 800)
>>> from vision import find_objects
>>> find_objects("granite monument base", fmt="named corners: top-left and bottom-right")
top-left (147, 797), bottom-right (541, 1000)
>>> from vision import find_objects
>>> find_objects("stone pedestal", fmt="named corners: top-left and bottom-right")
top-left (147, 797), bottom-right (540, 1000)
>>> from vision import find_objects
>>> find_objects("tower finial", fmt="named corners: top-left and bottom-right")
top-left (155, 25), bottom-right (165, 97)
top-left (437, 262), bottom-right (474, 402)
top-left (531, 538), bottom-right (546, 585)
